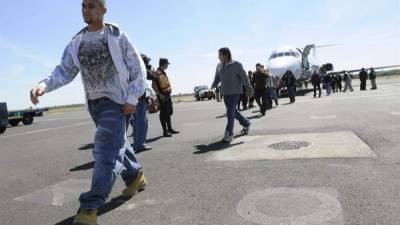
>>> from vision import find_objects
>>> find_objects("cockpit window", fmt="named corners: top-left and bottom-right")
top-left (270, 51), bottom-right (300, 60)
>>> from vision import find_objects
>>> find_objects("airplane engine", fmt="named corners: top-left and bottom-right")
top-left (322, 63), bottom-right (334, 71)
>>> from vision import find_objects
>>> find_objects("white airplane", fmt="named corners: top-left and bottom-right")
top-left (266, 44), bottom-right (334, 82)
top-left (266, 44), bottom-right (400, 83)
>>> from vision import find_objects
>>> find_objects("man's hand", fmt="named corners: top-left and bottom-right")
top-left (123, 103), bottom-right (137, 115)
top-left (30, 86), bottom-right (45, 105)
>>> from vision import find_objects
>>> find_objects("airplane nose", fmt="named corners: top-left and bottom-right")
top-left (267, 58), bottom-right (300, 78)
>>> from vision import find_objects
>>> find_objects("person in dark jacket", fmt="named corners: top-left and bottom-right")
top-left (323, 74), bottom-right (332, 96)
top-left (336, 75), bottom-right (343, 92)
top-left (369, 67), bottom-right (377, 90)
top-left (237, 86), bottom-right (248, 111)
top-left (252, 64), bottom-right (268, 116)
top-left (282, 70), bottom-right (296, 103)
top-left (331, 75), bottom-right (337, 93)
top-left (311, 71), bottom-right (322, 98)
top-left (152, 58), bottom-right (180, 137)
top-left (359, 68), bottom-right (368, 91)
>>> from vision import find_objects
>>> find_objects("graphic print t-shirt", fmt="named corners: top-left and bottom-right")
top-left (78, 28), bottom-right (123, 103)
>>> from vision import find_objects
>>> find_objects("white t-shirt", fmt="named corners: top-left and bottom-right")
top-left (78, 28), bottom-right (124, 104)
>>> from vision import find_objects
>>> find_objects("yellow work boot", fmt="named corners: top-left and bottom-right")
top-left (122, 170), bottom-right (147, 199)
top-left (72, 209), bottom-right (98, 225)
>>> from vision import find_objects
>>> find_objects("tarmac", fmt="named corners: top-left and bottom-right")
top-left (1, 77), bottom-right (400, 225)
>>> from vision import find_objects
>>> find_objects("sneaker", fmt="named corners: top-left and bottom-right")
top-left (241, 122), bottom-right (251, 135)
top-left (122, 170), bottom-right (147, 199)
top-left (223, 131), bottom-right (234, 143)
top-left (72, 209), bottom-right (98, 225)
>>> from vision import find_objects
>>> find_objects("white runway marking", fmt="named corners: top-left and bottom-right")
top-left (0, 122), bottom-right (92, 140)
top-left (37, 116), bottom-right (90, 122)
top-left (210, 131), bottom-right (376, 161)
top-left (15, 179), bottom-right (91, 207)
top-left (310, 115), bottom-right (337, 120)
top-left (390, 112), bottom-right (400, 116)
top-left (298, 93), bottom-right (400, 104)
top-left (51, 191), bottom-right (65, 206)
top-left (236, 188), bottom-right (343, 225)
top-left (117, 199), bottom-right (175, 211)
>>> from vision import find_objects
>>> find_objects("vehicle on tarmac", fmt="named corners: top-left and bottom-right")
top-left (0, 102), bottom-right (49, 134)
top-left (194, 85), bottom-right (215, 101)
top-left (0, 103), bottom-right (8, 134)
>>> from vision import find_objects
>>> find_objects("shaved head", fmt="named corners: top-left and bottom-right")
top-left (82, 0), bottom-right (107, 25)
top-left (98, 0), bottom-right (106, 6)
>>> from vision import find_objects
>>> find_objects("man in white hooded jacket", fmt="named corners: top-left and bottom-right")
top-left (30, 1), bottom-right (147, 224)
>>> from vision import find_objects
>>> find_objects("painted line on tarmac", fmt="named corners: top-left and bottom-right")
top-left (178, 106), bottom-right (224, 112)
top-left (37, 116), bottom-right (90, 122)
top-left (0, 122), bottom-right (92, 140)
top-left (310, 115), bottom-right (337, 120)
top-left (297, 93), bottom-right (400, 104)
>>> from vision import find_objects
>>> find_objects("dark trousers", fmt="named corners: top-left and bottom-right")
top-left (248, 97), bottom-right (255, 107)
top-left (159, 95), bottom-right (173, 132)
top-left (266, 88), bottom-right (273, 109)
top-left (237, 94), bottom-right (248, 110)
top-left (287, 86), bottom-right (296, 103)
top-left (254, 88), bottom-right (268, 114)
top-left (360, 80), bottom-right (367, 90)
top-left (313, 84), bottom-right (321, 97)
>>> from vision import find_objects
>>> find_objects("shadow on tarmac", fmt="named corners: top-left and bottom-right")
top-left (70, 161), bottom-right (95, 172)
top-left (78, 143), bottom-right (94, 151)
top-left (146, 136), bottom-right (163, 144)
top-left (216, 114), bottom-right (227, 119)
top-left (193, 135), bottom-right (245, 154)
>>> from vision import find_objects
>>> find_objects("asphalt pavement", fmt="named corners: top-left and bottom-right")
top-left (1, 77), bottom-right (400, 225)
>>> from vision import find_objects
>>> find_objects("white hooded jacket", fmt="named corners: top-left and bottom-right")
top-left (38, 23), bottom-right (146, 106)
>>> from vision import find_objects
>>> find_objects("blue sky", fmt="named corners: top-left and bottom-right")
top-left (0, 0), bottom-right (399, 110)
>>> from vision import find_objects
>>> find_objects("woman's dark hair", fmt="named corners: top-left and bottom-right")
top-left (219, 47), bottom-right (232, 60)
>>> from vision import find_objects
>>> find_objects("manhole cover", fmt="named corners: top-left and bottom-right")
top-left (268, 141), bottom-right (311, 151)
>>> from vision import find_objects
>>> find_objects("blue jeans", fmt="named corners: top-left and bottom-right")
top-left (132, 98), bottom-right (148, 151)
top-left (325, 82), bottom-right (331, 95)
top-left (80, 97), bottom-right (142, 210)
top-left (269, 87), bottom-right (279, 106)
top-left (224, 95), bottom-right (250, 135)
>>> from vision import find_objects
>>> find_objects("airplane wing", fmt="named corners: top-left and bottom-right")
top-left (328, 65), bottom-right (400, 75)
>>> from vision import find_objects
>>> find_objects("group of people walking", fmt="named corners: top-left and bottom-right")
top-left (26, 2), bottom-right (383, 224)
top-left (311, 67), bottom-right (378, 97)
top-left (236, 64), bottom-right (280, 115)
